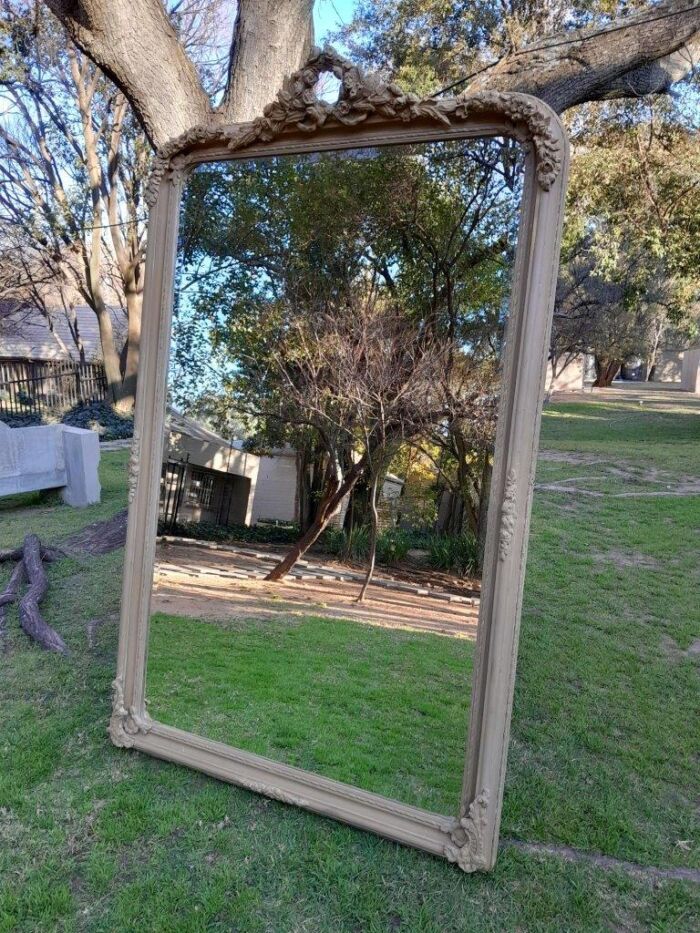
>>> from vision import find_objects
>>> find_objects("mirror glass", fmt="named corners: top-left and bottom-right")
top-left (146, 137), bottom-right (524, 813)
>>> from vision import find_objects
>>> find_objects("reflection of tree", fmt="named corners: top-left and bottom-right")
top-left (176, 140), bottom-right (519, 574)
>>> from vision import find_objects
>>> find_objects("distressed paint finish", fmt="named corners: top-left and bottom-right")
top-left (112, 52), bottom-right (570, 873)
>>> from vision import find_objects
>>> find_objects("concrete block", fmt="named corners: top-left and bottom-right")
top-left (61, 426), bottom-right (101, 507)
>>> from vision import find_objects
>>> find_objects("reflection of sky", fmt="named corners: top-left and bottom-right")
top-left (314, 0), bottom-right (356, 46)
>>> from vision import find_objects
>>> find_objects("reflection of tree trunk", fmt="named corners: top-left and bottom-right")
top-left (593, 357), bottom-right (620, 388)
top-left (476, 454), bottom-right (492, 564)
top-left (265, 456), bottom-right (367, 581)
top-left (296, 443), bottom-right (326, 533)
top-left (357, 471), bottom-right (380, 603)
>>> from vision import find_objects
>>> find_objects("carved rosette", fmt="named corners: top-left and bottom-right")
top-left (444, 789), bottom-right (490, 872)
top-left (146, 47), bottom-right (563, 208)
top-left (498, 469), bottom-right (518, 561)
top-left (108, 674), bottom-right (152, 748)
top-left (127, 429), bottom-right (141, 505)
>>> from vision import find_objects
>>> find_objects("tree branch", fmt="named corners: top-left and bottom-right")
top-left (43, 0), bottom-right (212, 147)
top-left (470, 1), bottom-right (700, 112)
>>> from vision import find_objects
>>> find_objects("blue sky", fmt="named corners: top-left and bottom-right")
top-left (313, 0), bottom-right (358, 44)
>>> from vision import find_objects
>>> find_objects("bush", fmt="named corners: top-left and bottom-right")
top-left (159, 519), bottom-right (300, 546)
top-left (376, 528), bottom-right (412, 565)
top-left (0, 401), bottom-right (134, 441)
top-left (319, 525), bottom-right (346, 556)
top-left (319, 525), bottom-right (413, 566)
top-left (426, 532), bottom-right (480, 576)
top-left (63, 401), bottom-right (134, 440)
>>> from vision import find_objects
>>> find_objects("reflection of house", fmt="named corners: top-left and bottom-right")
top-left (545, 346), bottom-right (700, 394)
top-left (161, 410), bottom-right (404, 529)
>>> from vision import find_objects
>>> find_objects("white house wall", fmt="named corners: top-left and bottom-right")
top-left (250, 453), bottom-right (298, 525)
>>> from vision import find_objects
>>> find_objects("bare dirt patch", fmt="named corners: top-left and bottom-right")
top-left (152, 542), bottom-right (479, 639)
top-left (537, 451), bottom-right (700, 498)
top-left (661, 634), bottom-right (700, 663)
top-left (591, 548), bottom-right (662, 571)
top-left (62, 509), bottom-right (127, 556)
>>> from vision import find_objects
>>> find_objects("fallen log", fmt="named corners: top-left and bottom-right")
top-left (17, 534), bottom-right (68, 654)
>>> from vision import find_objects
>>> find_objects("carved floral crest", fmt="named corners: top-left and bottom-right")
top-left (146, 47), bottom-right (562, 206)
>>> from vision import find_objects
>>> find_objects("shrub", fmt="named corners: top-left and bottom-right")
top-left (0, 401), bottom-right (134, 441)
top-left (320, 525), bottom-right (413, 566)
top-left (319, 525), bottom-right (346, 556)
top-left (158, 519), bottom-right (300, 546)
top-left (376, 528), bottom-right (412, 565)
top-left (427, 532), bottom-right (480, 576)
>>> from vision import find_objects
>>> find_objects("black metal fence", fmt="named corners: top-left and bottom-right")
top-left (0, 359), bottom-right (108, 416)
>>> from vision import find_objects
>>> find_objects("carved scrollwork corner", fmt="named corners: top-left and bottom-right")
top-left (108, 674), bottom-right (152, 749)
top-left (443, 789), bottom-right (490, 872)
top-left (127, 429), bottom-right (141, 505)
top-left (498, 468), bottom-right (518, 561)
top-left (146, 46), bottom-right (563, 208)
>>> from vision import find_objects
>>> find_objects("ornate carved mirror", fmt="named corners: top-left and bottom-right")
top-left (112, 49), bottom-right (569, 872)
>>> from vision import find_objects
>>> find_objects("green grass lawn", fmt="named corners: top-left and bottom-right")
top-left (1, 402), bottom-right (699, 931)
top-left (148, 613), bottom-right (473, 814)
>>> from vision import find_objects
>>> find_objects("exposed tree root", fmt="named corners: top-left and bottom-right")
top-left (0, 559), bottom-right (26, 634)
top-left (0, 534), bottom-right (68, 653)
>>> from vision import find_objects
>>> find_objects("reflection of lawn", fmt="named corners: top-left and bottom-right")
top-left (147, 613), bottom-right (473, 813)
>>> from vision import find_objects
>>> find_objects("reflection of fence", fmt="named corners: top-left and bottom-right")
top-left (160, 458), bottom-right (189, 532)
top-left (0, 360), bottom-right (107, 416)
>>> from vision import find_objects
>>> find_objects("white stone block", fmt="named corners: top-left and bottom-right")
top-left (61, 426), bottom-right (101, 507)
top-left (0, 422), bottom-right (100, 506)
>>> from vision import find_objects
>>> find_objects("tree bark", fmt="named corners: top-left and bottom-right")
top-left (17, 535), bottom-right (69, 654)
top-left (44, 0), bottom-right (212, 148)
top-left (0, 559), bottom-right (26, 633)
top-left (470, 1), bottom-right (700, 114)
top-left (356, 471), bottom-right (380, 603)
top-left (42, 0), bottom-right (700, 149)
top-left (119, 288), bottom-right (142, 410)
top-left (221, 0), bottom-right (315, 123)
top-left (593, 357), bottom-right (621, 388)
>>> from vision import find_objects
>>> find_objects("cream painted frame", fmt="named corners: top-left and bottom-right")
top-left (110, 50), bottom-right (569, 873)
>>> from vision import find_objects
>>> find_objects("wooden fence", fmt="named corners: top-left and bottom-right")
top-left (0, 359), bottom-right (108, 416)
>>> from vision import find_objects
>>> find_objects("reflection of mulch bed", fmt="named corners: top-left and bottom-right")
top-left (308, 551), bottom-right (481, 597)
top-left (62, 509), bottom-right (128, 556)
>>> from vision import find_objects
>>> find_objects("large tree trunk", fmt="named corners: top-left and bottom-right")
top-left (94, 302), bottom-right (127, 406)
top-left (470, 1), bottom-right (700, 113)
top-left (222, 0), bottom-right (314, 123)
top-left (45, 0), bottom-right (212, 147)
top-left (593, 357), bottom-right (621, 388)
top-left (43, 1), bottom-right (700, 149)
top-left (120, 288), bottom-right (143, 410)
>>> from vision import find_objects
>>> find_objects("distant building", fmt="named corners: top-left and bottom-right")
top-left (545, 347), bottom-right (700, 394)
top-left (0, 302), bottom-right (126, 365)
top-left (0, 303), bottom-right (125, 415)
top-left (161, 410), bottom-right (404, 530)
